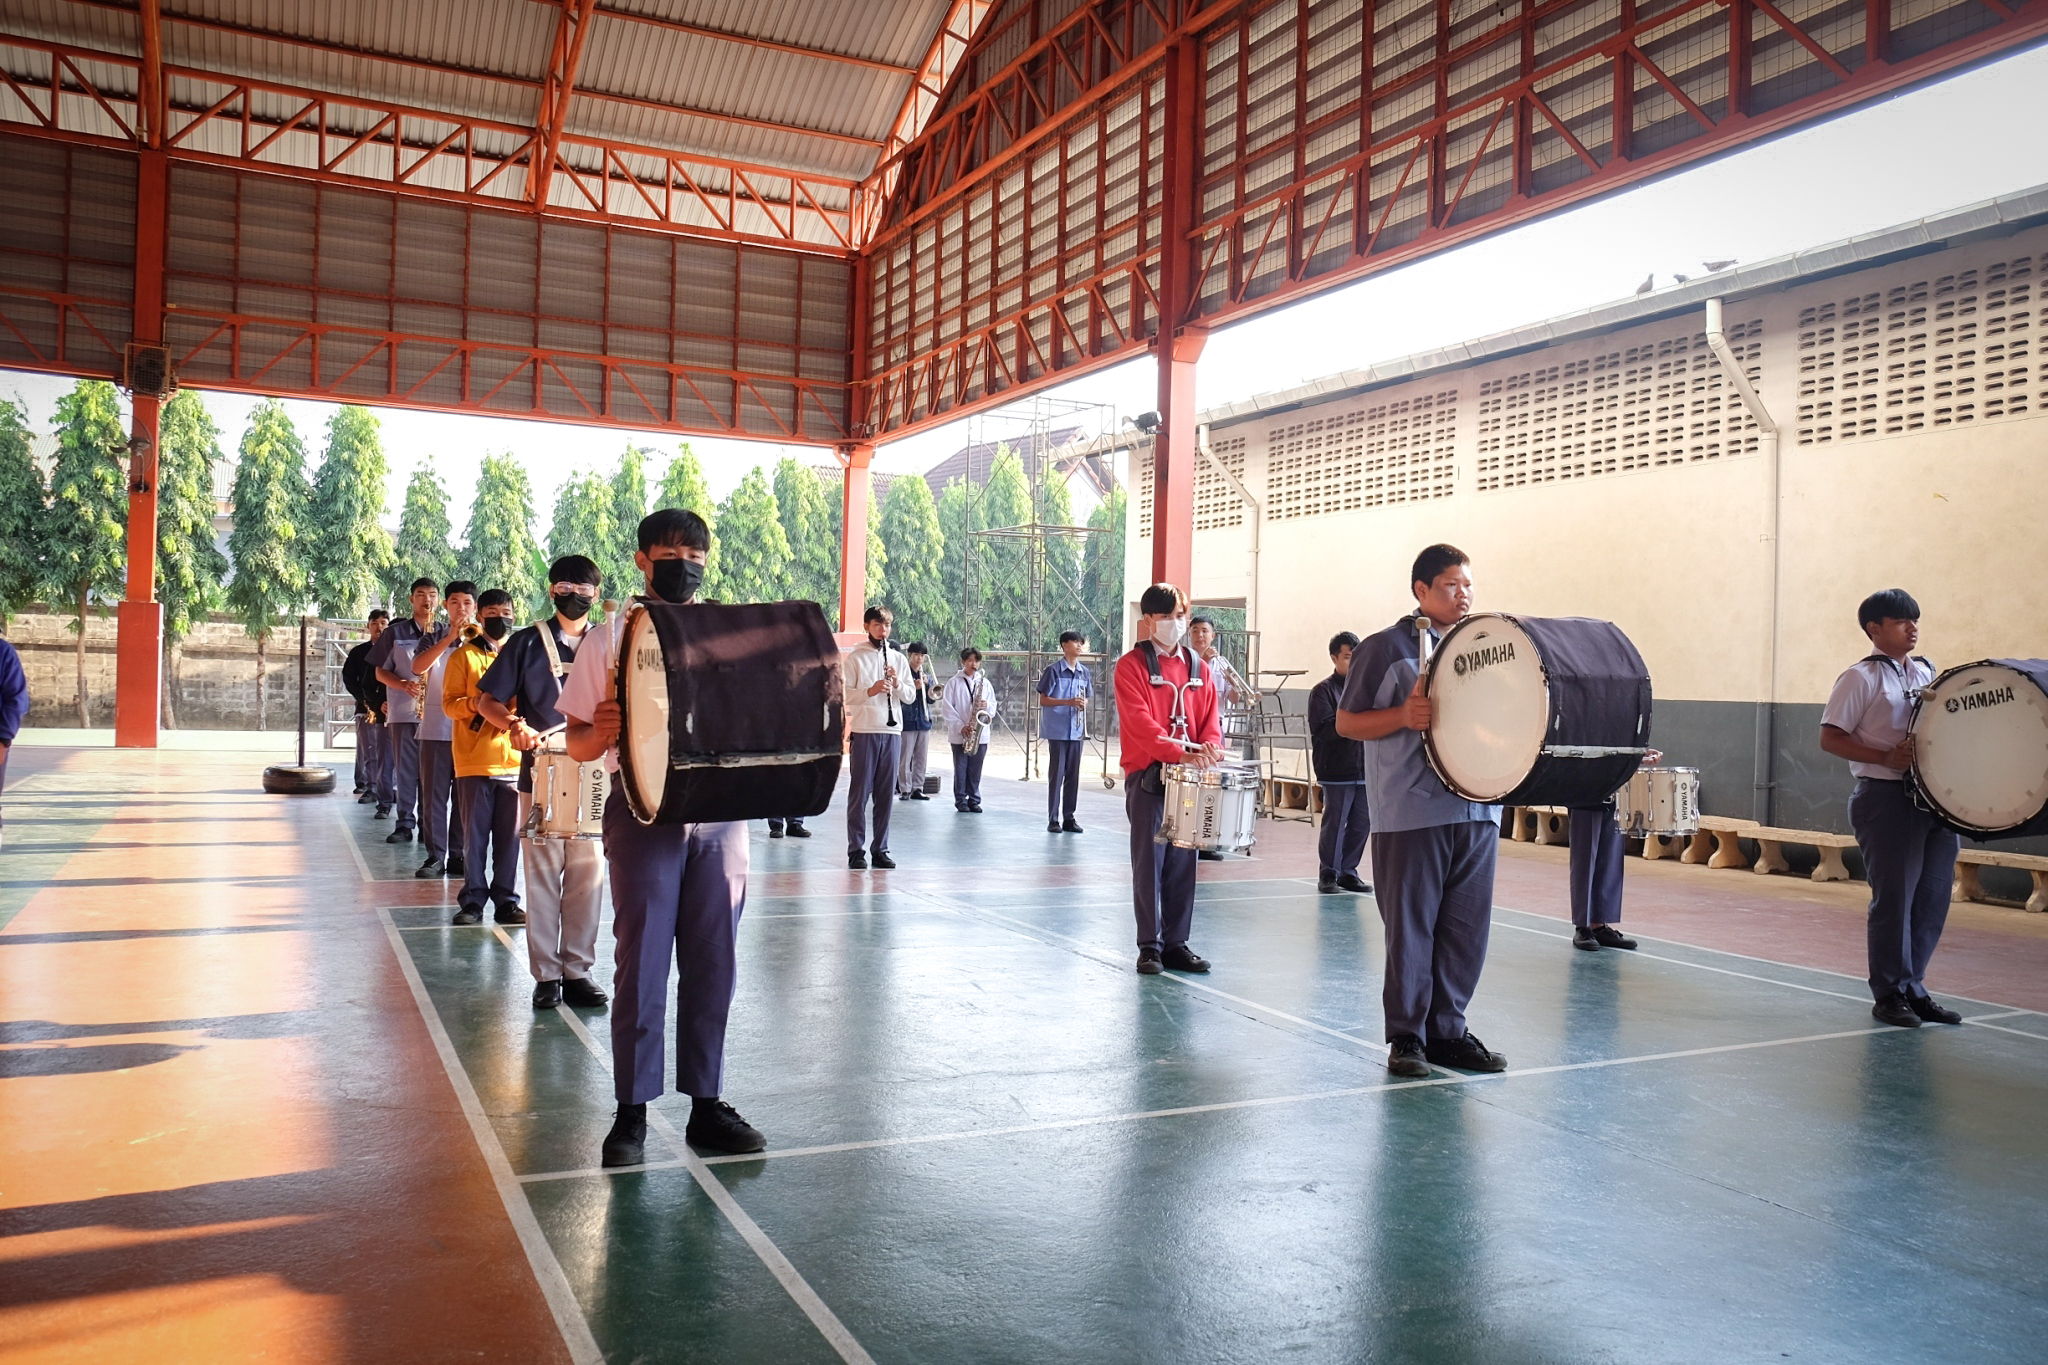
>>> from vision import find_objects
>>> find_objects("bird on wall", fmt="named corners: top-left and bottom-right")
top-left (1635, 273), bottom-right (1655, 295)
top-left (1705, 259), bottom-right (1737, 271)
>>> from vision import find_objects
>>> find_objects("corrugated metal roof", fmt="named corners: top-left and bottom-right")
top-left (1201, 182), bottom-right (2048, 429)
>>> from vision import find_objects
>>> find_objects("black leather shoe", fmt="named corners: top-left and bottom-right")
top-left (1048, 821), bottom-right (1062, 833)
top-left (1198, 849), bottom-right (1224, 861)
top-left (415, 856), bottom-right (445, 879)
top-left (356, 791), bottom-right (376, 805)
top-left (870, 851), bottom-right (897, 869)
top-left (1573, 926), bottom-right (1601, 951)
top-left (601, 1104), bottom-right (647, 1167)
top-left (374, 805), bottom-right (392, 819)
top-left (768, 825), bottom-right (784, 838)
top-left (562, 977), bottom-right (609, 1008)
top-left (451, 905), bottom-right (483, 926)
top-left (1909, 993), bottom-right (1962, 1025)
top-left (1425, 1031), bottom-right (1507, 1072)
top-left (686, 1099), bottom-right (765, 1154)
top-left (1591, 925), bottom-right (1636, 950)
top-left (532, 978), bottom-right (563, 1009)
top-left (1135, 949), bottom-right (1164, 975)
top-left (1062, 820), bottom-right (1083, 834)
top-left (1387, 1034), bottom-right (1430, 1078)
top-left (1318, 874), bottom-right (1339, 894)
top-left (444, 855), bottom-right (465, 877)
top-left (1162, 944), bottom-right (1211, 973)
top-left (494, 904), bottom-right (527, 925)
top-left (786, 822), bottom-right (811, 837)
top-left (1336, 873), bottom-right (1371, 894)
top-left (849, 851), bottom-right (868, 870)
top-left (1872, 992), bottom-right (1922, 1028)
top-left (385, 827), bottom-right (413, 844)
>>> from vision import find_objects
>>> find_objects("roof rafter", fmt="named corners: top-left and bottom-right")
top-left (532, 0), bottom-right (599, 207)
top-left (577, 2), bottom-right (917, 76)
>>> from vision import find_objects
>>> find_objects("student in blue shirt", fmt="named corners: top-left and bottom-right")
top-left (1037, 630), bottom-right (1093, 833)
top-left (0, 633), bottom-right (26, 850)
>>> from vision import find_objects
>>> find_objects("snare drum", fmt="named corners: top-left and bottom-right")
top-left (1908, 658), bottom-right (2048, 839)
top-left (526, 739), bottom-right (608, 840)
top-left (1157, 762), bottom-right (1260, 854)
top-left (1612, 766), bottom-right (1700, 837)
top-left (1420, 613), bottom-right (1653, 807)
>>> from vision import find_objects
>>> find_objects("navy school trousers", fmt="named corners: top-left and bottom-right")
top-left (1370, 820), bottom-right (1498, 1043)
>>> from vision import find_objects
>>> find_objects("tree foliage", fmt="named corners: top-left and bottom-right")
top-left (876, 473), bottom-right (948, 648)
top-left (707, 466), bottom-right (790, 604)
top-left (306, 404), bottom-right (393, 617)
top-left (388, 460), bottom-right (458, 602)
top-left (45, 381), bottom-right (130, 725)
top-left (0, 399), bottom-right (46, 623)
top-left (225, 398), bottom-right (311, 636)
top-left (547, 469), bottom-right (618, 592)
top-left (1035, 464), bottom-right (1084, 652)
top-left (656, 443), bottom-right (718, 589)
top-left (1081, 485), bottom-right (1128, 655)
top-left (969, 448), bottom-right (1033, 649)
top-left (156, 389), bottom-right (229, 644)
top-left (459, 454), bottom-right (546, 615)
top-left (824, 469), bottom-right (886, 623)
top-left (936, 476), bottom-right (980, 647)
top-left (773, 457), bottom-right (837, 612)
top-left (607, 444), bottom-right (650, 595)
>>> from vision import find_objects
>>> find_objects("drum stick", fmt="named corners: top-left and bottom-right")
top-left (1413, 614), bottom-right (1435, 692)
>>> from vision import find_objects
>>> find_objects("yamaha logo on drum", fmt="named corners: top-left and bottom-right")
top-left (1945, 683), bottom-right (2016, 714)
top-left (1452, 640), bottom-right (1515, 677)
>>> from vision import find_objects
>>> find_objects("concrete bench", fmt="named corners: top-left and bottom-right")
top-left (1741, 826), bottom-right (1859, 882)
top-left (1266, 778), bottom-right (1317, 813)
top-left (1954, 848), bottom-right (2048, 914)
top-left (1506, 806), bottom-right (1570, 845)
top-left (1679, 815), bottom-right (1761, 869)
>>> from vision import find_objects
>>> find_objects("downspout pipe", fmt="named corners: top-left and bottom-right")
top-left (1195, 422), bottom-right (1261, 635)
top-left (1705, 298), bottom-right (1782, 826)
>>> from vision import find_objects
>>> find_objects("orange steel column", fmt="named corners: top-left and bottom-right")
top-left (1150, 36), bottom-right (1206, 591)
top-left (115, 148), bottom-right (168, 748)
top-left (838, 442), bottom-right (875, 631)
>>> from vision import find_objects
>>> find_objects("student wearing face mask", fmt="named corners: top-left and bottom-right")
top-left (559, 509), bottom-right (764, 1164)
top-left (1115, 583), bottom-right (1225, 976)
top-left (443, 588), bottom-right (525, 928)
top-left (476, 556), bottom-right (609, 1012)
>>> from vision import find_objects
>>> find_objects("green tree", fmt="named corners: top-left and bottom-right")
top-left (306, 405), bottom-right (394, 618)
top-left (936, 477), bottom-right (979, 646)
top-left (974, 448), bottom-right (1033, 650)
top-left (608, 444), bottom-right (651, 595)
top-left (773, 457), bottom-right (837, 612)
top-left (824, 468), bottom-right (886, 624)
top-left (388, 461), bottom-right (458, 603)
top-left (1081, 485), bottom-right (1128, 655)
top-left (547, 469), bottom-right (618, 594)
top-left (0, 399), bottom-right (47, 624)
top-left (707, 466), bottom-right (790, 604)
top-left (225, 399), bottom-right (311, 731)
top-left (876, 473), bottom-right (948, 648)
top-left (1035, 465), bottom-right (1083, 653)
top-left (155, 390), bottom-right (231, 727)
top-left (44, 381), bottom-right (130, 726)
top-left (459, 454), bottom-right (546, 616)
top-left (656, 443), bottom-right (717, 592)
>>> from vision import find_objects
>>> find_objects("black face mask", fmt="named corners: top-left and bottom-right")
top-left (481, 615), bottom-right (511, 641)
top-left (649, 558), bottom-right (703, 604)
top-left (552, 592), bottom-right (594, 620)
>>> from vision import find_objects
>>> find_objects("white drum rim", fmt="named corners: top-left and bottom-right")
top-left (1910, 659), bottom-right (2048, 834)
top-left (1421, 612), bottom-right (1549, 803)
top-left (619, 604), bottom-right (671, 822)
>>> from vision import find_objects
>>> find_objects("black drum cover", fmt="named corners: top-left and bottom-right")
top-left (617, 600), bottom-right (844, 825)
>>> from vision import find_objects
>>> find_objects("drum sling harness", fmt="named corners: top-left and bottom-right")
top-left (1136, 641), bottom-right (1207, 791)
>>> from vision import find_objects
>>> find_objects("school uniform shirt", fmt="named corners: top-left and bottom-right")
top-left (842, 640), bottom-right (917, 734)
top-left (558, 617), bottom-right (626, 772)
top-left (478, 618), bottom-right (582, 793)
top-left (1036, 658), bottom-right (1092, 740)
top-left (441, 636), bottom-right (520, 780)
top-left (942, 670), bottom-right (999, 745)
top-left (367, 617), bottom-right (448, 725)
top-left (1822, 653), bottom-right (1937, 782)
top-left (0, 637), bottom-right (26, 746)
top-left (1307, 669), bottom-right (1365, 784)
top-left (1113, 644), bottom-right (1221, 776)
top-left (1338, 614), bottom-right (1502, 835)
top-left (341, 639), bottom-right (386, 721)
top-left (415, 639), bottom-right (458, 744)
top-left (901, 667), bottom-right (936, 731)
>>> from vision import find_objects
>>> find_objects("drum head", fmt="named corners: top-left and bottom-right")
top-left (1423, 614), bottom-right (1549, 802)
top-left (619, 606), bottom-right (672, 821)
top-left (1912, 662), bottom-right (2048, 835)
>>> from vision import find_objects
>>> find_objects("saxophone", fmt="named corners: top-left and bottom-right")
top-left (961, 675), bottom-right (989, 756)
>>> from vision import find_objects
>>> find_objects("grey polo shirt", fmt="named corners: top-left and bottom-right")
top-left (366, 617), bottom-right (448, 726)
top-left (1338, 614), bottom-right (1503, 835)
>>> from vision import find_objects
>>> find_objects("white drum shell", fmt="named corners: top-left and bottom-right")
top-left (1424, 615), bottom-right (1549, 803)
top-left (1158, 763), bottom-right (1260, 853)
top-left (1910, 662), bottom-right (2048, 835)
top-left (528, 747), bottom-right (608, 840)
top-left (1613, 767), bottom-right (1700, 836)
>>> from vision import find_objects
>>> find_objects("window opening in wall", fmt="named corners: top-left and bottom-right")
top-left (1264, 389), bottom-right (1458, 520)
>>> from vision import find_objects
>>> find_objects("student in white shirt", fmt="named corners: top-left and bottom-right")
top-left (840, 605), bottom-right (916, 869)
top-left (943, 647), bottom-right (999, 812)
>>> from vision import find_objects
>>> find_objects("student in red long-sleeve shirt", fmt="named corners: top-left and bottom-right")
top-left (1116, 582), bottom-right (1226, 976)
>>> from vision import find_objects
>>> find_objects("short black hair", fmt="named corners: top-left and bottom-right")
top-left (1059, 630), bottom-right (1085, 646)
top-left (1857, 588), bottom-right (1920, 630)
top-left (1329, 631), bottom-right (1359, 656)
top-left (548, 554), bottom-right (601, 587)
top-left (960, 646), bottom-right (982, 662)
top-left (1138, 583), bottom-right (1186, 616)
top-left (1411, 544), bottom-right (1469, 590)
top-left (1189, 615), bottom-right (1215, 631)
top-left (409, 576), bottom-right (439, 594)
top-left (906, 641), bottom-right (928, 656)
top-left (864, 605), bottom-right (892, 625)
top-left (367, 609), bottom-right (389, 622)
top-left (443, 579), bottom-right (476, 599)
top-left (476, 588), bottom-right (513, 609)
top-left (639, 508), bottom-right (710, 553)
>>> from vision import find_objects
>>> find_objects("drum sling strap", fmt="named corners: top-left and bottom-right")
top-left (1137, 641), bottom-right (1206, 791)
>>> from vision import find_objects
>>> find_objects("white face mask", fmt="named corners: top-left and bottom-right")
top-left (1152, 615), bottom-right (1188, 649)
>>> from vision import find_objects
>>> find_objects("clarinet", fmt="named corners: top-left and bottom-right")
top-left (874, 635), bottom-right (898, 728)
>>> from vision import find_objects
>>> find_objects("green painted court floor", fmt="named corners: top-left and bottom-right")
top-left (382, 779), bottom-right (2048, 1365)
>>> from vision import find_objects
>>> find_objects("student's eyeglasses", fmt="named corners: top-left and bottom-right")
top-left (549, 584), bottom-right (597, 600)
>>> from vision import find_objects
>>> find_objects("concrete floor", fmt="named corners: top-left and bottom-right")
top-left (4, 738), bottom-right (2047, 1363)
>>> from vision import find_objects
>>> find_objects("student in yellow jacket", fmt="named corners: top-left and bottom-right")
top-left (443, 588), bottom-right (525, 927)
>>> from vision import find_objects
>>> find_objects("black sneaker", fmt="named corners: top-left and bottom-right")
top-left (415, 856), bottom-right (445, 879)
top-left (532, 979), bottom-right (563, 1010)
top-left (1590, 925), bottom-right (1637, 950)
top-left (1136, 949), bottom-right (1164, 975)
top-left (1048, 821), bottom-right (1062, 833)
top-left (1872, 993), bottom-right (1922, 1028)
top-left (786, 822), bottom-right (811, 837)
top-left (768, 825), bottom-right (785, 839)
top-left (1908, 993), bottom-right (1962, 1025)
top-left (451, 905), bottom-right (483, 926)
top-left (445, 855), bottom-right (465, 877)
top-left (385, 827), bottom-right (413, 844)
top-left (494, 904), bottom-right (526, 926)
top-left (1062, 820), bottom-right (1083, 834)
top-left (967, 801), bottom-right (983, 813)
top-left (1425, 1031), bottom-right (1507, 1072)
top-left (1336, 873), bottom-right (1371, 894)
top-left (1387, 1034), bottom-right (1430, 1078)
top-left (601, 1104), bottom-right (647, 1168)
top-left (562, 977), bottom-right (609, 1008)
top-left (356, 791), bottom-right (376, 805)
top-left (686, 1099), bottom-right (765, 1154)
top-left (1318, 874), bottom-right (1339, 895)
top-left (848, 851), bottom-right (868, 870)
top-left (1197, 849), bottom-right (1224, 861)
top-left (374, 805), bottom-right (392, 819)
top-left (1162, 944), bottom-right (1211, 973)
top-left (870, 850), bottom-right (897, 870)
top-left (1572, 926), bottom-right (1601, 952)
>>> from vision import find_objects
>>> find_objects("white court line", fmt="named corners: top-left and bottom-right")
top-left (486, 926), bottom-right (877, 1365)
top-left (376, 908), bottom-right (603, 1365)
top-left (1491, 919), bottom-right (1874, 1005)
top-left (336, 809), bottom-right (376, 883)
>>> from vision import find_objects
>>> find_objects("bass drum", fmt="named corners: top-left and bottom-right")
top-left (1908, 658), bottom-right (2048, 840)
top-left (1420, 613), bottom-right (1652, 808)
top-left (617, 599), bottom-right (843, 825)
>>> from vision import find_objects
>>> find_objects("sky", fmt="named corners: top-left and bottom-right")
top-left (6, 45), bottom-right (2047, 533)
